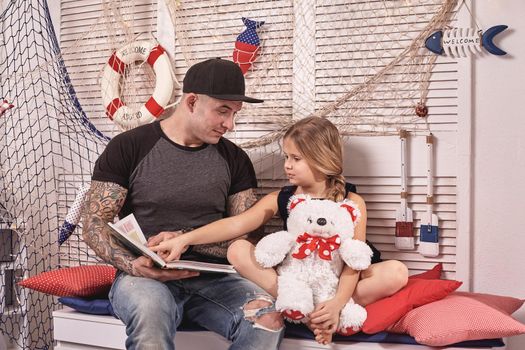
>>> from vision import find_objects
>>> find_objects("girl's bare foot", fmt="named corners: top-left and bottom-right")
top-left (314, 327), bottom-right (334, 345)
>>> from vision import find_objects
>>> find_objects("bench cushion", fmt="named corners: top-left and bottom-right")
top-left (285, 322), bottom-right (505, 348)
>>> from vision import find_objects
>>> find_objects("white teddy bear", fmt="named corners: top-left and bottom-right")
top-left (255, 195), bottom-right (373, 331)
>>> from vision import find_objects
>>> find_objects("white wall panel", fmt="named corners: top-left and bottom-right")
top-left (59, 1), bottom-right (465, 280)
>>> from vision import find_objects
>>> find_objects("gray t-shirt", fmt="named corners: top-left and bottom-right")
top-left (92, 121), bottom-right (257, 258)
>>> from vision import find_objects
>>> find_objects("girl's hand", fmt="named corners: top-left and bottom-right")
top-left (149, 233), bottom-right (189, 262)
top-left (147, 230), bottom-right (183, 246)
top-left (309, 298), bottom-right (345, 344)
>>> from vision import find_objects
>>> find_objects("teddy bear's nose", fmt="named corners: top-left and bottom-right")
top-left (317, 218), bottom-right (327, 226)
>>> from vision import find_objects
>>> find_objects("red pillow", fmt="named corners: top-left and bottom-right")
top-left (387, 292), bottom-right (525, 346)
top-left (361, 278), bottom-right (462, 334)
top-left (18, 265), bottom-right (116, 297)
top-left (409, 263), bottom-right (443, 280)
top-left (453, 291), bottom-right (524, 314)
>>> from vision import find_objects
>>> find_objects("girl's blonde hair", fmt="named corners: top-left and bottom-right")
top-left (284, 117), bottom-right (346, 202)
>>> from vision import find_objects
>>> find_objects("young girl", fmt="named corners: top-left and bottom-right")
top-left (150, 116), bottom-right (408, 343)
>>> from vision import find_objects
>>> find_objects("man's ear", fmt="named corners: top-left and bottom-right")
top-left (185, 93), bottom-right (197, 112)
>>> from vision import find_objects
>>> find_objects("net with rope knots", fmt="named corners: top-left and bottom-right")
top-left (0, 0), bottom-right (109, 348)
top-left (164, 0), bottom-right (458, 151)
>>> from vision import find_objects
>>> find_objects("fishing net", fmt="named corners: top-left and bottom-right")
top-left (0, 0), bottom-right (109, 348)
top-left (164, 0), bottom-right (458, 149)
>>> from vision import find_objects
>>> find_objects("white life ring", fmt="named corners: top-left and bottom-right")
top-left (101, 40), bottom-right (174, 130)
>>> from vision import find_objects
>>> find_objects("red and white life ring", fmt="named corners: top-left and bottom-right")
top-left (101, 40), bottom-right (174, 130)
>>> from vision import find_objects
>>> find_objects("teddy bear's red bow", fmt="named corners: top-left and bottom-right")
top-left (292, 233), bottom-right (341, 261)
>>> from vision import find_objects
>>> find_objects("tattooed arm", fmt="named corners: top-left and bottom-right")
top-left (81, 180), bottom-right (134, 273)
top-left (82, 180), bottom-right (199, 281)
top-left (194, 188), bottom-right (264, 256)
top-left (150, 189), bottom-right (279, 261)
top-left (226, 188), bottom-right (258, 216)
top-left (227, 188), bottom-right (265, 243)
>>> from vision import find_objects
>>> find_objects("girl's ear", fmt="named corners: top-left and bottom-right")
top-left (340, 202), bottom-right (360, 223)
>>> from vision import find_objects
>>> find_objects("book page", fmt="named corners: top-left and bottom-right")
top-left (108, 213), bottom-right (237, 274)
top-left (165, 260), bottom-right (236, 274)
top-left (111, 213), bottom-right (147, 245)
top-left (108, 220), bottom-right (166, 268)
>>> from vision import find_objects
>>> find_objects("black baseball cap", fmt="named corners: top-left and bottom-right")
top-left (182, 58), bottom-right (263, 103)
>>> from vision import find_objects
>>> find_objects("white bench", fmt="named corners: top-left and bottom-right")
top-left (52, 307), bottom-right (505, 350)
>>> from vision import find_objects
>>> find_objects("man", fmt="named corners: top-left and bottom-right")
top-left (82, 58), bottom-right (284, 350)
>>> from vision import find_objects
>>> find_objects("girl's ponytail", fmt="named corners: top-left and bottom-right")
top-left (326, 174), bottom-right (346, 202)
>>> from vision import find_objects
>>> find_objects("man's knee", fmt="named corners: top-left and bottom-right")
top-left (111, 276), bottom-right (179, 324)
top-left (242, 297), bottom-right (284, 332)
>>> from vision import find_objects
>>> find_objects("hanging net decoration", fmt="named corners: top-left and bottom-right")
top-left (0, 0), bottom-right (173, 346)
top-left (0, 0), bottom-right (110, 348)
top-left (163, 0), bottom-right (458, 150)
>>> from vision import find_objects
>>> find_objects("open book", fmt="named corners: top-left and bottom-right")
top-left (108, 214), bottom-right (236, 274)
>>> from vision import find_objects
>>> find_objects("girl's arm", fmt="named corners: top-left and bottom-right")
top-left (150, 191), bottom-right (279, 261)
top-left (309, 193), bottom-right (367, 334)
top-left (310, 268), bottom-right (360, 343)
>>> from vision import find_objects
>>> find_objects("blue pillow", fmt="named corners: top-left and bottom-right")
top-left (59, 296), bottom-right (116, 316)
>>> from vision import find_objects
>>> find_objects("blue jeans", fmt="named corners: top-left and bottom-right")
top-left (109, 272), bottom-right (284, 350)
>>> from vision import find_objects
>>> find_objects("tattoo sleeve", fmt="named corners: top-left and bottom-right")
top-left (227, 188), bottom-right (265, 243)
top-left (81, 180), bottom-right (135, 274)
top-left (227, 188), bottom-right (258, 216)
top-left (191, 188), bottom-right (263, 258)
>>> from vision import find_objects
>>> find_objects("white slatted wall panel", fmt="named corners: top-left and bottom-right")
top-left (60, 0), bottom-right (158, 136)
top-left (170, 0), bottom-right (295, 140)
top-left (315, 1), bottom-right (459, 133)
top-left (59, 0), bottom-right (158, 265)
top-left (58, 1), bottom-right (464, 280)
top-left (312, 0), bottom-right (460, 278)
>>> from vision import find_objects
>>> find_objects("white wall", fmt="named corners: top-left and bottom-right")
top-left (472, 1), bottom-right (525, 349)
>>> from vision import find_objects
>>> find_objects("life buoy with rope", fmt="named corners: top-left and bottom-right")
top-left (101, 40), bottom-right (174, 130)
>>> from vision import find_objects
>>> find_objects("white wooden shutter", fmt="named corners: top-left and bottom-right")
top-left (59, 0), bottom-right (158, 265)
top-left (59, 1), bottom-right (465, 280)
